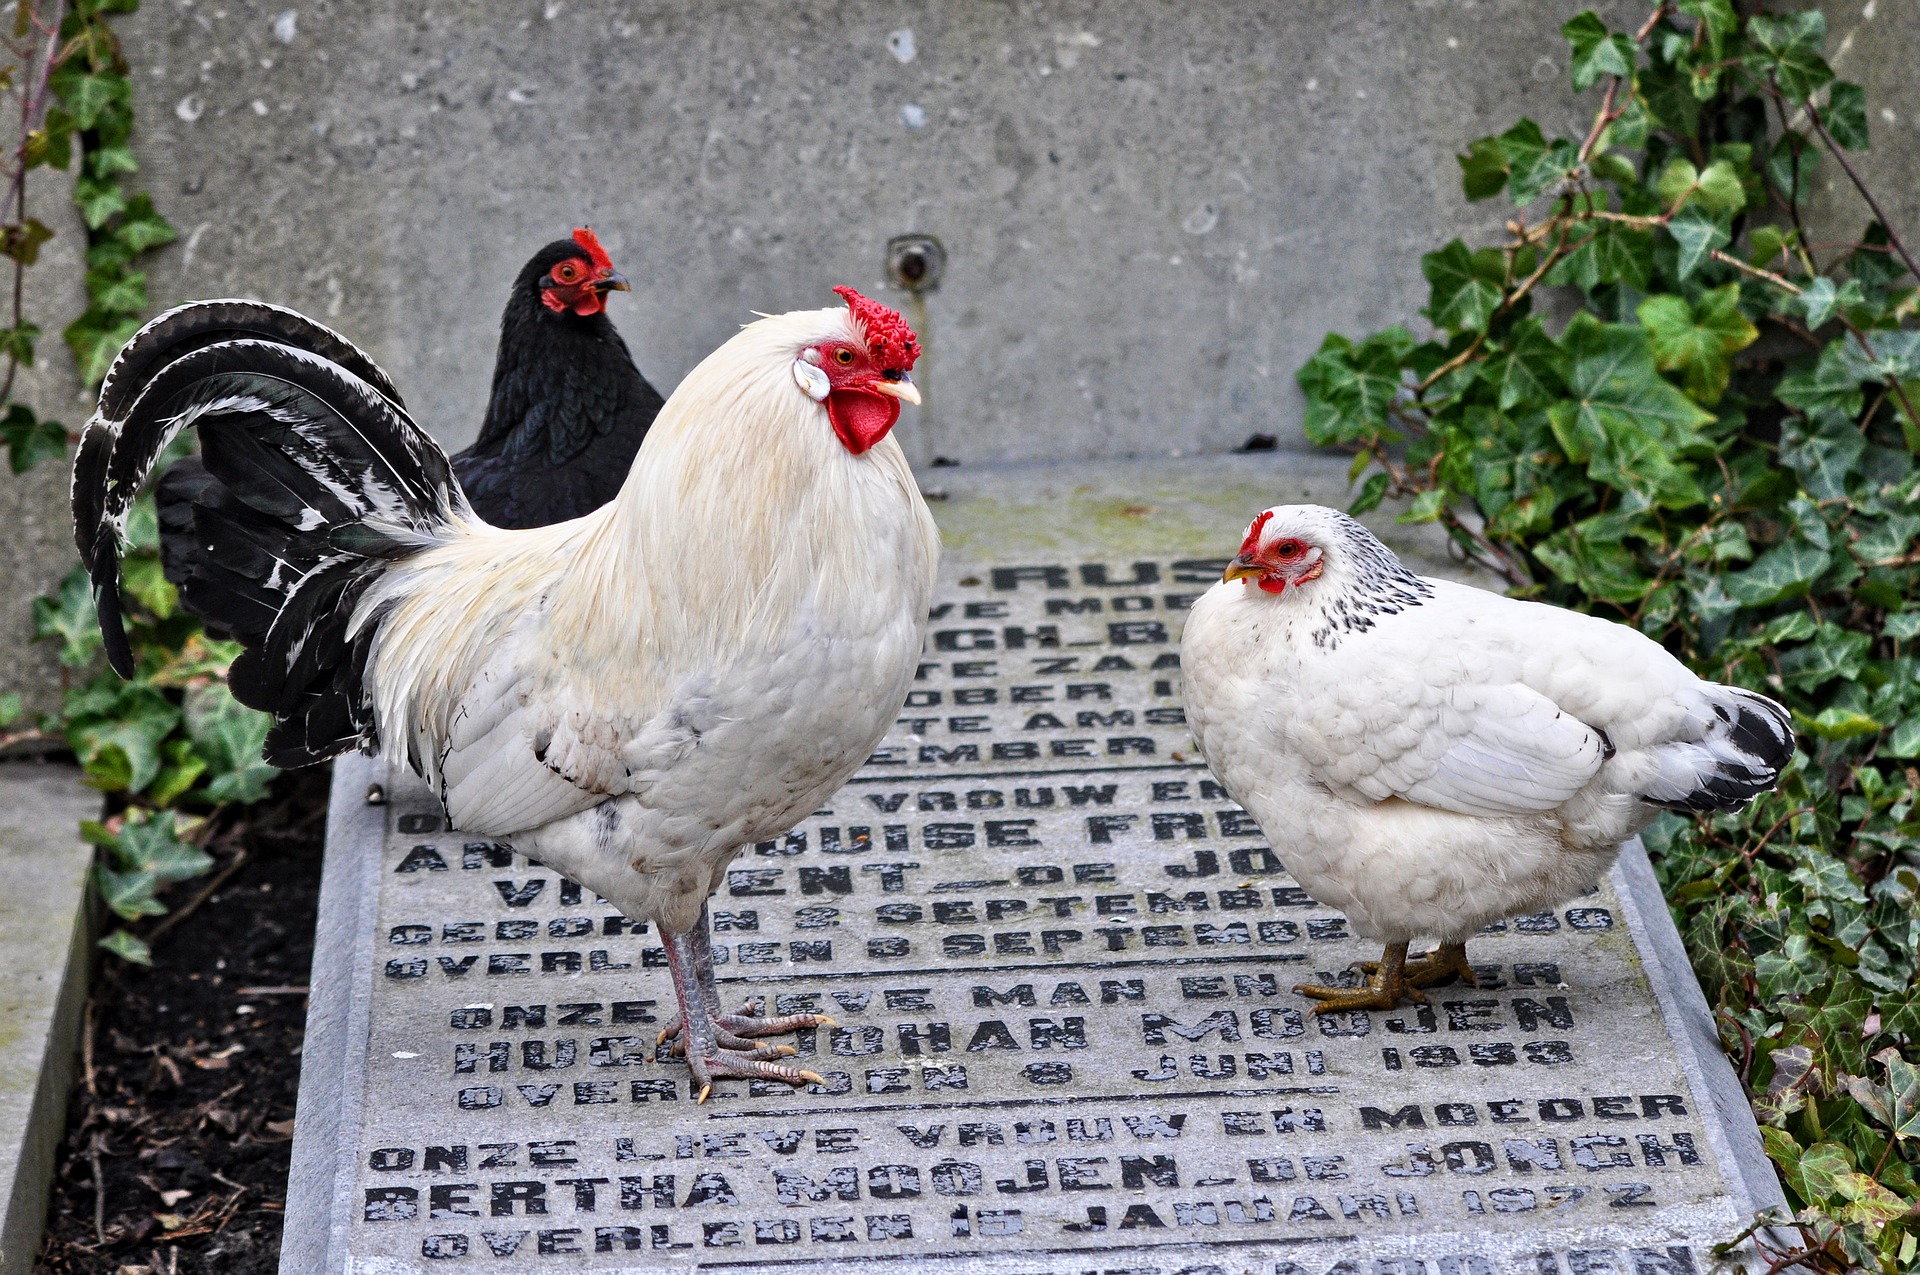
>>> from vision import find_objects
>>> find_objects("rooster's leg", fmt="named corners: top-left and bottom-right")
top-left (657, 903), bottom-right (831, 1102)
top-left (1295, 940), bottom-right (1422, 1013)
top-left (1357, 940), bottom-right (1477, 990)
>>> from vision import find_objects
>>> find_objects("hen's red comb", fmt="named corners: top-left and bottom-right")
top-left (833, 286), bottom-right (920, 371)
top-left (1238, 509), bottom-right (1275, 556)
top-left (572, 227), bottom-right (614, 273)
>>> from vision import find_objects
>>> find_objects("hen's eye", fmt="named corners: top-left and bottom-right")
top-left (834, 348), bottom-right (855, 366)
top-left (1274, 539), bottom-right (1305, 559)
top-left (553, 262), bottom-right (580, 284)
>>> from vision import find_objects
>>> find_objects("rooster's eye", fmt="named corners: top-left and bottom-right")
top-left (834, 348), bottom-right (855, 366)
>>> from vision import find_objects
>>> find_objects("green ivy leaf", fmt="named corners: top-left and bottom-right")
top-left (0, 217), bottom-right (53, 265)
top-left (65, 308), bottom-right (142, 387)
top-left (83, 142), bottom-right (139, 180)
top-left (1562, 12), bottom-right (1636, 91)
top-left (0, 320), bottom-right (40, 368)
top-left (1765, 131), bottom-right (1820, 207)
top-left (184, 682), bottom-right (279, 805)
top-left (1347, 471), bottom-right (1390, 518)
top-left (1458, 136), bottom-right (1508, 202)
top-left (108, 810), bottom-right (213, 883)
top-left (1297, 331), bottom-right (1410, 445)
top-left (96, 929), bottom-right (151, 965)
top-left (1823, 81), bottom-right (1869, 151)
top-left (1723, 540), bottom-right (1833, 607)
top-left (50, 65), bottom-right (130, 130)
top-left (1549, 221), bottom-right (1654, 293)
top-left (1545, 313), bottom-right (1713, 508)
top-left (1483, 316), bottom-right (1568, 410)
top-left (1636, 285), bottom-right (1758, 405)
top-left (114, 194), bottom-right (178, 254)
top-left (1796, 707), bottom-right (1881, 742)
top-left (72, 174), bottom-right (127, 230)
top-left (1665, 208), bottom-right (1731, 281)
top-left (95, 866), bottom-right (167, 921)
top-left (1536, 524), bottom-right (1652, 605)
top-left (1398, 488), bottom-right (1446, 524)
top-left (1745, 11), bottom-right (1834, 106)
top-left (86, 266), bottom-right (147, 315)
top-left (1509, 137), bottom-right (1581, 207)
top-left (1776, 341), bottom-right (1865, 421)
top-left (1795, 276), bottom-right (1868, 330)
top-left (1676, 0), bottom-right (1737, 58)
top-left (31, 567), bottom-right (101, 667)
top-left (1, 402), bottom-right (66, 474)
top-left (1422, 240), bottom-right (1505, 333)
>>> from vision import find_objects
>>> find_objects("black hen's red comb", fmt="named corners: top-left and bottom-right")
top-left (572, 227), bottom-right (613, 273)
top-left (833, 286), bottom-right (920, 371)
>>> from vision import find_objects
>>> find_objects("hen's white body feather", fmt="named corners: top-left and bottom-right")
top-left (1183, 507), bottom-right (1790, 945)
top-left (351, 307), bottom-right (939, 932)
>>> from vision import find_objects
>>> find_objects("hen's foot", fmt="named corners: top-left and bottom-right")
top-left (1296, 940), bottom-right (1421, 1013)
top-left (1357, 941), bottom-right (1476, 990)
top-left (1405, 942), bottom-right (1476, 988)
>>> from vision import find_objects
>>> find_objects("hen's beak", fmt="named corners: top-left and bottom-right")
top-left (870, 376), bottom-right (921, 406)
top-left (594, 271), bottom-right (631, 293)
top-left (1223, 554), bottom-right (1263, 583)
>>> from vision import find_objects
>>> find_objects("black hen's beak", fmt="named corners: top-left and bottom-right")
top-left (594, 271), bottom-right (631, 294)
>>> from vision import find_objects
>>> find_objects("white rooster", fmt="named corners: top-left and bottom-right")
top-left (74, 288), bottom-right (938, 1097)
top-left (1181, 504), bottom-right (1793, 1013)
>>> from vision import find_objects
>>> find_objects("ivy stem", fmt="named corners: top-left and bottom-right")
top-left (1, 0), bottom-right (66, 406)
top-left (1798, 93), bottom-right (1920, 286)
top-left (1710, 249), bottom-right (1801, 294)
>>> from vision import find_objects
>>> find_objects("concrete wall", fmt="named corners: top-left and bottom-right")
top-left (1, 0), bottom-right (1914, 709)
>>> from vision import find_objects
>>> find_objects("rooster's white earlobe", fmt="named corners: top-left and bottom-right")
top-left (792, 359), bottom-right (830, 402)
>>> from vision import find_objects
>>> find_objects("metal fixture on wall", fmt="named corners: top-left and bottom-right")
top-left (886, 234), bottom-right (945, 292)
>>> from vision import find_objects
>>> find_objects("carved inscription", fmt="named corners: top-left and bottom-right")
top-left (330, 558), bottom-right (1751, 1271)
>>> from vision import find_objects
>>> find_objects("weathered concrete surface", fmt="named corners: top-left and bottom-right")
top-left (5, 0), bottom-right (1918, 702)
top-left (0, 764), bottom-right (97, 1275)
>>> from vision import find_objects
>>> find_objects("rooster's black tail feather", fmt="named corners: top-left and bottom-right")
top-left (73, 301), bottom-right (464, 765)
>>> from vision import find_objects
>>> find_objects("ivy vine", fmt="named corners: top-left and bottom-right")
top-left (1299, 4), bottom-right (1919, 1267)
top-left (2, 0), bottom-right (262, 968)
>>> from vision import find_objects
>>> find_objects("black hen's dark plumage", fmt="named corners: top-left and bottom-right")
top-left (451, 238), bottom-right (664, 529)
top-left (74, 301), bottom-right (464, 767)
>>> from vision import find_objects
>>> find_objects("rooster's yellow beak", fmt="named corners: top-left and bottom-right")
top-left (1223, 554), bottom-right (1263, 583)
top-left (870, 377), bottom-right (921, 406)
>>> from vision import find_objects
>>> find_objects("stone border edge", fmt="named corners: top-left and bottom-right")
top-left (281, 752), bottom-right (387, 1275)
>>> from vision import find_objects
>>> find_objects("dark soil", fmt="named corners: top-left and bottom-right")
top-left (35, 768), bottom-right (330, 1275)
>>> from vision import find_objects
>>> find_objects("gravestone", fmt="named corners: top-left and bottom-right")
top-left (284, 463), bottom-right (1786, 1274)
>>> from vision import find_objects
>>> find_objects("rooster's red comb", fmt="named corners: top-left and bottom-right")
top-left (572, 227), bottom-right (614, 273)
top-left (1238, 509), bottom-right (1275, 556)
top-left (833, 286), bottom-right (920, 371)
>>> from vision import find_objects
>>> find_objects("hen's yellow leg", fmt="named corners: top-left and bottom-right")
top-left (1295, 940), bottom-right (1423, 1013)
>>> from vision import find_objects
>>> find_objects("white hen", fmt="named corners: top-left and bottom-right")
top-left (1181, 504), bottom-right (1793, 1011)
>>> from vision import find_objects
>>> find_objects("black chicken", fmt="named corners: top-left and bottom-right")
top-left (149, 228), bottom-right (662, 615)
top-left (451, 227), bottom-right (664, 528)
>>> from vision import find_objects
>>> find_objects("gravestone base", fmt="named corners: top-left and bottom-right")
top-left (284, 458), bottom-right (1787, 1274)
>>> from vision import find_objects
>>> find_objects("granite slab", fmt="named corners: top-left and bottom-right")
top-left (284, 458), bottom-right (1786, 1274)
